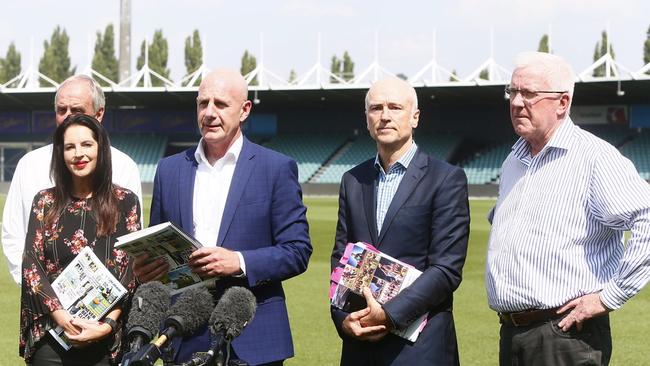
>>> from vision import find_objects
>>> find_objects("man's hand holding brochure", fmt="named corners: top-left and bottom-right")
top-left (115, 222), bottom-right (217, 294)
top-left (330, 242), bottom-right (428, 342)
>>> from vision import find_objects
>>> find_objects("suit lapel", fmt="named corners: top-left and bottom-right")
top-left (179, 149), bottom-right (198, 234)
top-left (361, 163), bottom-right (379, 245)
top-left (217, 138), bottom-right (256, 246)
top-left (377, 149), bottom-right (428, 246)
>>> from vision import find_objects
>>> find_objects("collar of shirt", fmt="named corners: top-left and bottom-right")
top-left (511, 117), bottom-right (574, 166)
top-left (373, 141), bottom-right (418, 175)
top-left (194, 133), bottom-right (243, 169)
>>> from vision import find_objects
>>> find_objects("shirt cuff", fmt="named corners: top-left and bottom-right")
top-left (235, 251), bottom-right (247, 277)
top-left (600, 282), bottom-right (630, 310)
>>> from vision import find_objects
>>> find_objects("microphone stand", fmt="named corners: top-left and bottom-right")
top-left (161, 343), bottom-right (176, 366)
top-left (176, 339), bottom-right (251, 366)
top-left (173, 357), bottom-right (247, 366)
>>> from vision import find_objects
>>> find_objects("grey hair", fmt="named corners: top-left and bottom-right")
top-left (364, 77), bottom-right (418, 113)
top-left (514, 51), bottom-right (576, 99)
top-left (54, 74), bottom-right (106, 113)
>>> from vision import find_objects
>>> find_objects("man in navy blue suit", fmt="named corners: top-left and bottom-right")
top-left (330, 77), bottom-right (470, 365)
top-left (134, 68), bottom-right (312, 365)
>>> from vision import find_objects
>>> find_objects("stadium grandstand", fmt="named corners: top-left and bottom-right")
top-left (1, 49), bottom-right (650, 196)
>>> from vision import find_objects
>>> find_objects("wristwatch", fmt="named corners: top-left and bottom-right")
top-left (102, 317), bottom-right (118, 334)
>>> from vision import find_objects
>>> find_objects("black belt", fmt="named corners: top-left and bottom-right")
top-left (498, 307), bottom-right (565, 327)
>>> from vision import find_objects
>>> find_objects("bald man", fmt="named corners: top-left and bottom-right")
top-left (134, 69), bottom-right (312, 365)
top-left (330, 77), bottom-right (470, 365)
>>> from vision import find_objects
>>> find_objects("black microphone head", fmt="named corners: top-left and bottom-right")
top-left (165, 286), bottom-right (213, 336)
top-left (209, 286), bottom-right (256, 340)
top-left (126, 281), bottom-right (171, 340)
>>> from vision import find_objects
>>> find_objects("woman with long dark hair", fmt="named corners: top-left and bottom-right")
top-left (19, 114), bottom-right (140, 365)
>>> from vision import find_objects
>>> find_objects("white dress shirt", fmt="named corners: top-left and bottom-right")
top-left (486, 118), bottom-right (650, 312)
top-left (1, 144), bottom-right (142, 284)
top-left (193, 134), bottom-right (246, 274)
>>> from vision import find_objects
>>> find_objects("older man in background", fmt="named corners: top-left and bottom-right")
top-left (2, 74), bottom-right (142, 285)
top-left (486, 52), bottom-right (650, 365)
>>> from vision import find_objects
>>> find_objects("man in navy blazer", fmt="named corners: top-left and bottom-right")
top-left (330, 77), bottom-right (470, 365)
top-left (134, 69), bottom-right (312, 365)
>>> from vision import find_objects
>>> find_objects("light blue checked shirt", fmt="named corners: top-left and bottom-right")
top-left (374, 142), bottom-right (418, 234)
top-left (487, 118), bottom-right (650, 312)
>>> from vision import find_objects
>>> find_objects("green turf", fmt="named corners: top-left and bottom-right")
top-left (0, 194), bottom-right (648, 365)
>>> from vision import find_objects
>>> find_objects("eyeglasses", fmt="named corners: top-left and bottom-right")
top-left (504, 86), bottom-right (567, 101)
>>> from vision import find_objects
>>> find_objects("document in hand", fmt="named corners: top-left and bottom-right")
top-left (115, 221), bottom-right (215, 294)
top-left (49, 246), bottom-right (127, 350)
top-left (329, 242), bottom-right (428, 342)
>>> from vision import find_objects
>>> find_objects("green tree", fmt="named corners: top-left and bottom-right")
top-left (449, 69), bottom-right (458, 82)
top-left (330, 55), bottom-right (341, 83)
top-left (0, 42), bottom-right (21, 85)
top-left (643, 27), bottom-right (650, 74)
top-left (136, 29), bottom-right (170, 86)
top-left (184, 29), bottom-right (203, 76)
top-left (479, 68), bottom-right (489, 80)
top-left (240, 50), bottom-right (257, 86)
top-left (537, 34), bottom-right (550, 53)
top-left (92, 24), bottom-right (118, 85)
top-left (342, 51), bottom-right (354, 81)
top-left (38, 26), bottom-right (75, 86)
top-left (288, 69), bottom-right (297, 83)
top-left (593, 30), bottom-right (615, 77)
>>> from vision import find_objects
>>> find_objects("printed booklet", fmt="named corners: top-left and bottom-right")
top-left (115, 221), bottom-right (215, 294)
top-left (329, 242), bottom-right (428, 342)
top-left (49, 246), bottom-right (127, 350)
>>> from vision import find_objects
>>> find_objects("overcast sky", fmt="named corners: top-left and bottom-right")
top-left (1, 0), bottom-right (648, 82)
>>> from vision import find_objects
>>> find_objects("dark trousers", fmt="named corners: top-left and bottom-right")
top-left (28, 334), bottom-right (111, 366)
top-left (499, 314), bottom-right (612, 366)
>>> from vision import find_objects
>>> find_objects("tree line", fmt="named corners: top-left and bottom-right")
top-left (1, 26), bottom-right (650, 86)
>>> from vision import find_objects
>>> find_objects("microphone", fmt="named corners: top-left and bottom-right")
top-left (129, 286), bottom-right (214, 366)
top-left (180, 287), bottom-right (256, 366)
top-left (122, 281), bottom-right (171, 366)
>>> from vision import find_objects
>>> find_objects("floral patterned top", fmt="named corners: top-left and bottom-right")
top-left (19, 186), bottom-right (140, 363)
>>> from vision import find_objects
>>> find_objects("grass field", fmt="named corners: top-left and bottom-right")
top-left (0, 194), bottom-right (648, 365)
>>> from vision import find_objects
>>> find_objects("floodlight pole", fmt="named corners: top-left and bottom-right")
top-left (431, 29), bottom-right (437, 83)
top-left (258, 32), bottom-right (265, 87)
top-left (317, 32), bottom-right (322, 85)
top-left (548, 24), bottom-right (553, 54)
top-left (605, 22), bottom-right (611, 78)
top-left (373, 30), bottom-right (379, 82)
top-left (119, 0), bottom-right (132, 82)
top-left (489, 27), bottom-right (495, 82)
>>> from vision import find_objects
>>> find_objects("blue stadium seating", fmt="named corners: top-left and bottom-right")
top-left (314, 134), bottom-right (461, 184)
top-left (110, 134), bottom-right (168, 183)
top-left (314, 137), bottom-right (376, 184)
top-left (461, 142), bottom-right (513, 185)
top-left (416, 133), bottom-right (462, 161)
top-left (263, 134), bottom-right (347, 183)
top-left (620, 130), bottom-right (650, 180)
top-left (582, 125), bottom-right (631, 147)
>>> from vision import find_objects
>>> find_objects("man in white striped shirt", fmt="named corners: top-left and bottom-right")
top-left (486, 52), bottom-right (650, 365)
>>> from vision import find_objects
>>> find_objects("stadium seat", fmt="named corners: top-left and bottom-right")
top-left (620, 130), bottom-right (650, 180)
top-left (110, 134), bottom-right (168, 183)
top-left (263, 134), bottom-right (347, 183)
top-left (461, 142), bottom-right (513, 184)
